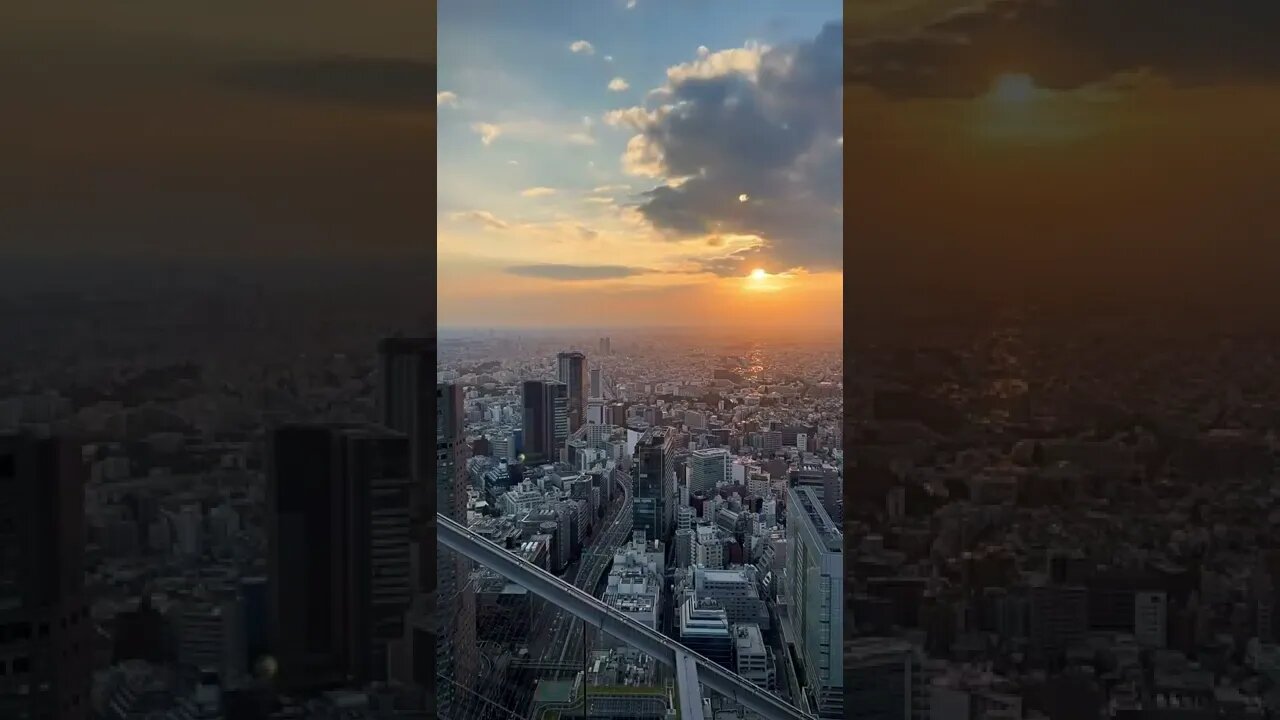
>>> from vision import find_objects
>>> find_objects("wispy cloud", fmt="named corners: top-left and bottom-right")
top-left (506, 264), bottom-right (650, 281)
top-left (569, 40), bottom-right (595, 55)
top-left (436, 91), bottom-right (459, 108)
top-left (625, 0), bottom-right (637, 9)
top-left (608, 77), bottom-right (631, 92)
top-left (521, 187), bottom-right (558, 198)
top-left (470, 119), bottom-right (596, 147)
top-left (450, 210), bottom-right (511, 230)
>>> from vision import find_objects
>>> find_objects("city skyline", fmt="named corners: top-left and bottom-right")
top-left (437, 1), bottom-right (843, 331)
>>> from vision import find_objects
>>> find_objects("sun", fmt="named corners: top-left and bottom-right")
top-left (991, 73), bottom-right (1036, 106)
top-left (750, 268), bottom-right (767, 281)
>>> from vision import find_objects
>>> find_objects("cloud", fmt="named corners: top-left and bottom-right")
top-left (470, 119), bottom-right (595, 147)
top-left (604, 55), bottom-right (615, 63)
top-left (472, 122), bottom-right (502, 145)
top-left (570, 40), bottom-right (596, 55)
top-left (604, 22), bottom-right (843, 272)
top-left (436, 91), bottom-right (458, 108)
top-left (847, 0), bottom-right (1280, 99)
top-left (626, 0), bottom-right (637, 8)
top-left (591, 184), bottom-right (631, 194)
top-left (521, 187), bottom-right (557, 198)
top-left (214, 57), bottom-right (435, 110)
top-left (665, 44), bottom-right (768, 83)
top-left (450, 210), bottom-right (510, 230)
top-left (608, 77), bottom-right (631, 92)
top-left (506, 264), bottom-right (650, 281)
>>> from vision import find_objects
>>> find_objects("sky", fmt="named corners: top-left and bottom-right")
top-left (0, 0), bottom-right (434, 271)
top-left (436, 1), bottom-right (843, 332)
top-left (846, 0), bottom-right (1280, 310)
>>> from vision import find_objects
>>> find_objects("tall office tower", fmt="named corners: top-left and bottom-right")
top-left (688, 448), bottom-right (730, 496)
top-left (522, 381), bottom-right (569, 463)
top-left (845, 638), bottom-right (913, 720)
top-left (436, 384), bottom-right (478, 718)
top-left (522, 380), bottom-right (547, 461)
top-left (557, 351), bottom-right (588, 434)
top-left (633, 427), bottom-right (676, 545)
top-left (599, 336), bottom-right (611, 355)
top-left (267, 424), bottom-right (413, 692)
top-left (785, 485), bottom-right (844, 719)
top-left (589, 367), bottom-right (603, 399)
top-left (0, 431), bottom-right (91, 720)
top-left (376, 338), bottom-right (435, 595)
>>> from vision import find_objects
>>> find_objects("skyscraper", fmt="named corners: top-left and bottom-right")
top-left (267, 424), bottom-right (413, 691)
top-left (589, 366), bottom-right (603, 400)
top-left (436, 383), bottom-right (478, 717)
top-left (522, 380), bottom-right (568, 463)
top-left (557, 351), bottom-right (588, 434)
top-left (785, 485), bottom-right (844, 719)
top-left (376, 337), bottom-right (435, 595)
top-left (688, 448), bottom-right (731, 496)
top-left (0, 430), bottom-right (91, 720)
top-left (633, 427), bottom-right (676, 545)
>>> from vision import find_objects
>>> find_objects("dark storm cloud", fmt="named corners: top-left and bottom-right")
top-left (847, 0), bottom-right (1280, 99)
top-left (505, 264), bottom-right (654, 281)
top-left (215, 57), bottom-right (434, 109)
top-left (623, 22), bottom-right (843, 273)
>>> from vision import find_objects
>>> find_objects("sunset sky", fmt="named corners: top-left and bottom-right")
top-left (1, 0), bottom-right (433, 267)
top-left (437, 1), bottom-right (843, 331)
top-left (847, 0), bottom-right (1280, 308)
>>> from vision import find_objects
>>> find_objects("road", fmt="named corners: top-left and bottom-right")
top-left (544, 469), bottom-right (632, 665)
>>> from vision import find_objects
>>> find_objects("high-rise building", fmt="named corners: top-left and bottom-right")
top-left (0, 430), bottom-right (91, 720)
top-left (1135, 590), bottom-right (1168, 648)
top-left (688, 448), bottom-right (730, 496)
top-left (557, 351), bottom-right (588, 434)
top-left (786, 485), bottom-right (843, 719)
top-left (633, 427), bottom-right (676, 545)
top-left (846, 638), bottom-right (913, 720)
top-left (522, 380), bottom-right (569, 463)
top-left (599, 336), bottom-right (611, 356)
top-left (267, 424), bottom-right (413, 692)
top-left (176, 598), bottom-right (246, 684)
top-left (436, 384), bottom-right (479, 717)
top-left (376, 338), bottom-right (435, 595)
top-left (589, 367), bottom-right (603, 399)
top-left (1029, 583), bottom-right (1089, 653)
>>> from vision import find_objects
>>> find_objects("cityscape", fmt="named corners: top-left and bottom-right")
top-left (435, 2), bottom-right (843, 717)
top-left (6, 0), bottom-right (1280, 719)
top-left (435, 332), bottom-right (842, 718)
top-left (846, 0), bottom-right (1280, 718)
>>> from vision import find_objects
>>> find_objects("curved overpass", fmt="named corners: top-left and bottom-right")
top-left (439, 514), bottom-right (813, 720)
